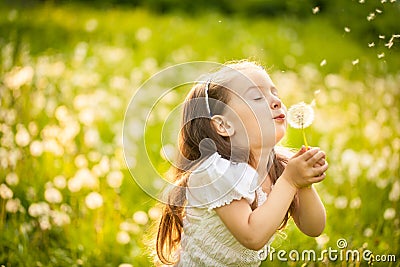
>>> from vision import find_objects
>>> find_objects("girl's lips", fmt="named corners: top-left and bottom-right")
top-left (274, 114), bottom-right (286, 120)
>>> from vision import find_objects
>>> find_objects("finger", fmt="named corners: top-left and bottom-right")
top-left (292, 145), bottom-right (307, 158)
top-left (301, 147), bottom-right (320, 161)
top-left (308, 151), bottom-right (326, 166)
top-left (309, 173), bottom-right (326, 184)
top-left (313, 162), bottom-right (329, 176)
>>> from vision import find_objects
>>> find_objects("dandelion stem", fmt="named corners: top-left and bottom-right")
top-left (302, 125), bottom-right (309, 150)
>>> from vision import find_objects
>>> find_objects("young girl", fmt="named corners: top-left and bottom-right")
top-left (155, 60), bottom-right (328, 266)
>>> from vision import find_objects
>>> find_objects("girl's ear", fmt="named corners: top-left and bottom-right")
top-left (210, 115), bottom-right (235, 137)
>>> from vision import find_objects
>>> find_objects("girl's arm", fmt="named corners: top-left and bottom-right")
top-left (292, 186), bottom-right (326, 237)
top-left (215, 148), bottom-right (328, 251)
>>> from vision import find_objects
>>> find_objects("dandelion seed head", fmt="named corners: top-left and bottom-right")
top-left (28, 202), bottom-right (50, 217)
top-left (389, 181), bottom-right (400, 202)
top-left (116, 231), bottom-right (131, 244)
top-left (54, 175), bottom-right (67, 189)
top-left (0, 183), bottom-right (13, 199)
top-left (85, 18), bottom-right (98, 32)
top-left (50, 210), bottom-right (71, 226)
top-left (44, 187), bottom-right (63, 204)
top-left (334, 196), bottom-right (348, 209)
top-left (287, 102), bottom-right (315, 129)
top-left (135, 27), bottom-right (152, 43)
top-left (133, 210), bottom-right (149, 225)
top-left (85, 192), bottom-right (103, 210)
top-left (315, 233), bottom-right (329, 248)
top-left (383, 208), bottom-right (396, 220)
top-left (120, 221), bottom-right (140, 234)
top-left (6, 198), bottom-right (21, 213)
top-left (15, 125), bottom-right (30, 147)
top-left (364, 228), bottom-right (373, 237)
top-left (106, 170), bottom-right (124, 188)
top-left (6, 172), bottom-right (19, 186)
top-left (30, 140), bottom-right (43, 157)
top-left (148, 206), bottom-right (162, 220)
top-left (350, 197), bottom-right (362, 209)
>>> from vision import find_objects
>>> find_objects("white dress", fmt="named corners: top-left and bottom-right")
top-left (177, 152), bottom-right (272, 267)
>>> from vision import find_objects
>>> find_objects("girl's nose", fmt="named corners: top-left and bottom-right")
top-left (270, 97), bottom-right (281, 110)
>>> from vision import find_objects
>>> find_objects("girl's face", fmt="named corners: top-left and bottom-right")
top-left (219, 67), bottom-right (286, 152)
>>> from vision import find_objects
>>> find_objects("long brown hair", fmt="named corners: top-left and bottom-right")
top-left (155, 61), bottom-right (297, 265)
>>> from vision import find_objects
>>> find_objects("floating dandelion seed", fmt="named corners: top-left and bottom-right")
top-left (381, 0), bottom-right (387, 2)
top-left (312, 6), bottom-right (320, 14)
top-left (359, 0), bottom-right (365, 3)
top-left (375, 9), bottom-right (383, 14)
top-left (390, 0), bottom-right (396, 2)
top-left (379, 35), bottom-right (385, 39)
top-left (378, 52), bottom-right (385, 59)
top-left (368, 42), bottom-right (375, 47)
top-left (352, 59), bottom-right (359, 65)
top-left (320, 59), bottom-right (327, 66)
top-left (287, 102), bottom-right (315, 149)
top-left (344, 27), bottom-right (351, 33)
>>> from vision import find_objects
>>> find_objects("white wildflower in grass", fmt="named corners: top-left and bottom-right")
top-left (383, 208), bottom-right (396, 220)
top-left (287, 102), bottom-right (315, 148)
top-left (315, 233), bottom-right (329, 248)
top-left (50, 210), bottom-right (71, 226)
top-left (4, 66), bottom-right (34, 89)
top-left (116, 230), bottom-right (131, 245)
top-left (30, 140), bottom-right (44, 157)
top-left (377, 52), bottom-right (385, 59)
top-left (106, 170), bottom-right (124, 189)
top-left (0, 183), bottom-right (13, 199)
top-left (85, 192), bottom-right (103, 210)
top-left (74, 154), bottom-right (88, 168)
top-left (350, 197), bottom-right (362, 209)
top-left (320, 59), bottom-right (327, 66)
top-left (5, 172), bottom-right (19, 186)
top-left (368, 42), bottom-right (375, 47)
top-left (120, 221), bottom-right (140, 234)
top-left (28, 202), bottom-right (50, 217)
top-left (352, 59), bottom-right (359, 65)
top-left (389, 181), bottom-right (400, 201)
top-left (6, 198), bottom-right (21, 213)
top-left (119, 264), bottom-right (133, 267)
top-left (344, 27), bottom-right (351, 33)
top-left (15, 125), bottom-right (31, 147)
top-left (44, 187), bottom-right (63, 204)
top-left (334, 196), bottom-right (348, 209)
top-left (363, 228), bottom-right (373, 237)
top-left (133, 210), bottom-right (149, 225)
top-left (85, 18), bottom-right (98, 32)
top-left (39, 216), bottom-right (51, 230)
top-left (53, 175), bottom-right (67, 189)
top-left (148, 206), bottom-right (162, 220)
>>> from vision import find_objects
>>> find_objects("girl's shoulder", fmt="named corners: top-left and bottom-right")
top-left (186, 152), bottom-right (259, 211)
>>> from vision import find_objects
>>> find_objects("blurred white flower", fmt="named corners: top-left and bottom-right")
top-left (39, 216), bottom-right (51, 230)
top-left (320, 59), bottom-right (327, 66)
top-left (148, 206), bottom-right (162, 220)
top-left (389, 181), bottom-right (400, 202)
top-left (68, 168), bottom-right (98, 193)
top-left (5, 172), bottom-right (19, 186)
top-left (6, 198), bottom-right (21, 213)
top-left (0, 183), bottom-right (13, 199)
top-left (160, 144), bottom-right (176, 161)
top-left (334, 196), bottom-right (348, 209)
top-left (30, 140), bottom-right (44, 157)
top-left (85, 192), bottom-right (103, 210)
top-left (44, 187), bottom-right (63, 204)
top-left (136, 27), bottom-right (152, 42)
top-left (84, 128), bottom-right (100, 147)
top-left (85, 18), bottom-right (98, 32)
top-left (79, 108), bottom-right (96, 126)
top-left (133, 211), bottom-right (149, 225)
top-left (15, 125), bottom-right (31, 147)
top-left (349, 197), bottom-right (362, 209)
top-left (363, 228), bottom-right (373, 237)
top-left (116, 231), bottom-right (131, 245)
top-left (4, 66), bottom-right (34, 89)
top-left (315, 233), bottom-right (329, 248)
top-left (287, 102), bottom-right (315, 129)
top-left (106, 170), bottom-right (124, 188)
top-left (383, 208), bottom-right (396, 220)
top-left (28, 202), bottom-right (50, 217)
top-left (118, 264), bottom-right (133, 267)
top-left (53, 175), bottom-right (67, 189)
top-left (120, 221), bottom-right (140, 234)
top-left (75, 154), bottom-right (88, 168)
top-left (50, 210), bottom-right (71, 226)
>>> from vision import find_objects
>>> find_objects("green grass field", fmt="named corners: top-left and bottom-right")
top-left (0, 2), bottom-right (399, 266)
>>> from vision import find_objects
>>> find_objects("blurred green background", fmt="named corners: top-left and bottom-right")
top-left (0, 0), bottom-right (399, 266)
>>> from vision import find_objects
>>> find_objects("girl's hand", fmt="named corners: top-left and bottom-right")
top-left (282, 146), bottom-right (328, 189)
